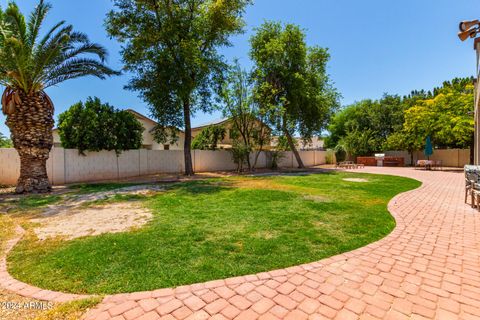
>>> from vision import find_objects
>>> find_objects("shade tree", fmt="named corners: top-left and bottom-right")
top-left (250, 21), bottom-right (340, 168)
top-left (106, 0), bottom-right (251, 175)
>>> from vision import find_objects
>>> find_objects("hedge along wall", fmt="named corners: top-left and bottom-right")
top-left (0, 148), bottom-right (329, 186)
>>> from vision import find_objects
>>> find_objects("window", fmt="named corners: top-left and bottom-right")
top-left (163, 144), bottom-right (170, 150)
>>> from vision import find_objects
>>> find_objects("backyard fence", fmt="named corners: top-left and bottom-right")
top-left (0, 148), bottom-right (328, 186)
top-left (385, 149), bottom-right (470, 167)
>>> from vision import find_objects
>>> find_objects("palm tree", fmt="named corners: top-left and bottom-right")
top-left (0, 1), bottom-right (119, 193)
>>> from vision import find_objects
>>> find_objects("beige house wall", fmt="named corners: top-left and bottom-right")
top-left (0, 148), bottom-right (329, 186)
top-left (139, 118), bottom-right (184, 150)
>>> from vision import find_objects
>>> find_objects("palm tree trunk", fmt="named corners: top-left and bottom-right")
top-left (5, 91), bottom-right (54, 193)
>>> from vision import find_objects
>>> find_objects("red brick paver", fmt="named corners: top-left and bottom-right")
top-left (79, 168), bottom-right (480, 319)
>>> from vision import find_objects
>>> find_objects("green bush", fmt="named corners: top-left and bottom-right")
top-left (191, 125), bottom-right (226, 150)
top-left (325, 149), bottom-right (336, 164)
top-left (58, 97), bottom-right (144, 154)
top-left (334, 145), bottom-right (347, 163)
top-left (230, 142), bottom-right (251, 172)
top-left (270, 151), bottom-right (285, 169)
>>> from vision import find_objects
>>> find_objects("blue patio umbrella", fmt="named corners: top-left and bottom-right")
top-left (424, 136), bottom-right (433, 160)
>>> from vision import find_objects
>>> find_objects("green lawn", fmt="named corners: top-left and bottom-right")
top-left (7, 171), bottom-right (420, 294)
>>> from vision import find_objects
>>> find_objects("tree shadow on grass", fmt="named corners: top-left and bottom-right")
top-left (164, 179), bottom-right (234, 195)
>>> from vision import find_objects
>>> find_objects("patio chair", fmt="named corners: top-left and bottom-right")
top-left (415, 160), bottom-right (426, 170)
top-left (434, 160), bottom-right (443, 171)
top-left (465, 165), bottom-right (480, 209)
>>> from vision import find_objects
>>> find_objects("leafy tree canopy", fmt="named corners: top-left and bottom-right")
top-left (403, 78), bottom-right (474, 149)
top-left (57, 97), bottom-right (144, 154)
top-left (250, 21), bottom-right (340, 168)
top-left (106, 0), bottom-right (251, 174)
top-left (325, 94), bottom-right (405, 155)
top-left (326, 77), bottom-right (474, 160)
top-left (218, 60), bottom-right (271, 170)
top-left (191, 125), bottom-right (226, 150)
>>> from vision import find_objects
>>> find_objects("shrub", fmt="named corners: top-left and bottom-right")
top-left (334, 144), bottom-right (347, 163)
top-left (270, 151), bottom-right (285, 170)
top-left (325, 149), bottom-right (336, 164)
top-left (230, 142), bottom-right (251, 172)
top-left (191, 125), bottom-right (226, 150)
top-left (58, 97), bottom-right (144, 155)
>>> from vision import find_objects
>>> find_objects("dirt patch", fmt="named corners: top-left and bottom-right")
top-left (32, 202), bottom-right (152, 241)
top-left (233, 179), bottom-right (297, 192)
top-left (343, 178), bottom-right (369, 183)
top-left (303, 195), bottom-right (328, 203)
top-left (254, 230), bottom-right (280, 240)
top-left (40, 185), bottom-right (164, 217)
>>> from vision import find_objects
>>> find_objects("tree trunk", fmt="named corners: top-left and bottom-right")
top-left (285, 130), bottom-right (304, 168)
top-left (242, 138), bottom-right (252, 171)
top-left (5, 91), bottom-right (54, 193)
top-left (252, 150), bottom-right (261, 171)
top-left (282, 115), bottom-right (304, 168)
top-left (183, 99), bottom-right (194, 175)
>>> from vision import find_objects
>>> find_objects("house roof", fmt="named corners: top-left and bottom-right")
top-left (125, 109), bottom-right (185, 133)
top-left (126, 109), bottom-right (158, 126)
top-left (192, 118), bottom-right (230, 131)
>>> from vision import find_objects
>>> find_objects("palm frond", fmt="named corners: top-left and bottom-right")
top-left (5, 2), bottom-right (27, 45)
top-left (68, 31), bottom-right (89, 44)
top-left (44, 58), bottom-right (120, 88)
top-left (37, 20), bottom-right (65, 49)
top-left (27, 0), bottom-right (51, 48)
top-left (0, 1), bottom-right (118, 93)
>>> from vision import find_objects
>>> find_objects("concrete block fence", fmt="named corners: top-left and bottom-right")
top-left (385, 149), bottom-right (470, 167)
top-left (0, 148), bottom-right (328, 186)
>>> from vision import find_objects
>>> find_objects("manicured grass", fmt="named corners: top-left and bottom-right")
top-left (8, 172), bottom-right (420, 294)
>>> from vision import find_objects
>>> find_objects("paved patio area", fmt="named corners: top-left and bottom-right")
top-left (79, 167), bottom-right (480, 320)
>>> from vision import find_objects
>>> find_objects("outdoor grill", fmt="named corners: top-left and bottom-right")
top-left (375, 153), bottom-right (386, 167)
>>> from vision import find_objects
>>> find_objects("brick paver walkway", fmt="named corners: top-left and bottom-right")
top-left (80, 167), bottom-right (480, 319)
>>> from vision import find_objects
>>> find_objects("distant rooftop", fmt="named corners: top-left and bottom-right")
top-left (192, 118), bottom-right (230, 130)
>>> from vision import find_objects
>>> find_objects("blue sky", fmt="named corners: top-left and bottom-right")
top-left (0, 0), bottom-right (478, 136)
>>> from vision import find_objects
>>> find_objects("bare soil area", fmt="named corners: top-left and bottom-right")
top-left (343, 178), bottom-right (369, 183)
top-left (32, 202), bottom-right (153, 240)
